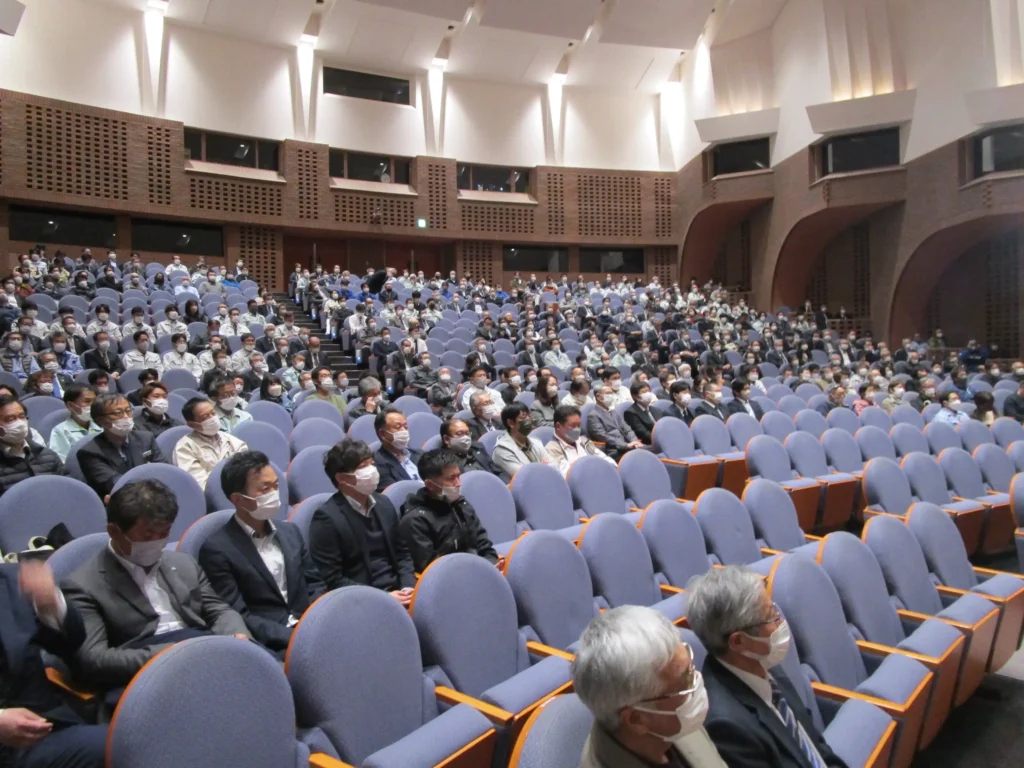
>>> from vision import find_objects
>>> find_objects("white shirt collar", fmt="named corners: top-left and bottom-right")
top-left (718, 658), bottom-right (773, 707)
top-left (343, 492), bottom-right (376, 517)
top-left (108, 540), bottom-right (159, 579)
top-left (234, 514), bottom-right (276, 540)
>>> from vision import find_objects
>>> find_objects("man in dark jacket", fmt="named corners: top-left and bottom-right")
top-left (76, 393), bottom-right (166, 500)
top-left (623, 380), bottom-right (662, 446)
top-left (440, 417), bottom-right (509, 482)
top-left (0, 395), bottom-right (64, 497)
top-left (398, 449), bottom-right (501, 573)
top-left (1004, 381), bottom-right (1024, 423)
top-left (372, 408), bottom-right (422, 492)
top-left (726, 379), bottom-right (765, 421)
top-left (694, 382), bottom-right (729, 422)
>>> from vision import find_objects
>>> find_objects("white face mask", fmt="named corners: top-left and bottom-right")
top-left (243, 490), bottom-right (281, 521)
top-left (175, 343), bottom-right (187, 354)
top-left (641, 391), bottom-right (656, 405)
top-left (194, 417), bottom-right (220, 436)
top-left (389, 429), bottom-right (410, 450)
top-left (122, 537), bottom-right (168, 568)
top-left (709, 391), bottom-right (722, 404)
top-left (0, 418), bottom-right (29, 445)
top-left (484, 404), bottom-right (501, 420)
top-left (267, 385), bottom-right (283, 397)
top-left (739, 619), bottom-right (791, 670)
top-left (632, 671), bottom-right (709, 743)
top-left (146, 398), bottom-right (169, 415)
top-left (350, 465), bottom-right (379, 495)
top-left (39, 382), bottom-right (54, 394)
top-left (109, 417), bottom-right (135, 437)
top-left (448, 434), bottom-right (472, 454)
top-left (219, 396), bottom-right (239, 412)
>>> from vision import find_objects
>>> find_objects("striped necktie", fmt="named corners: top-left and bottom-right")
top-left (770, 680), bottom-right (824, 768)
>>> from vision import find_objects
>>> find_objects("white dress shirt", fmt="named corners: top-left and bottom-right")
top-left (234, 516), bottom-right (295, 625)
top-left (108, 543), bottom-right (185, 636)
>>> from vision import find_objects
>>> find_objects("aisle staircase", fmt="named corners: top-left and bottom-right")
top-left (272, 292), bottom-right (359, 378)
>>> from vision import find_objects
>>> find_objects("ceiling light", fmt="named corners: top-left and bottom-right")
top-left (147, 0), bottom-right (168, 11)
top-left (432, 57), bottom-right (448, 69)
top-left (550, 73), bottom-right (566, 86)
top-left (432, 37), bottom-right (451, 71)
top-left (299, 33), bottom-right (318, 45)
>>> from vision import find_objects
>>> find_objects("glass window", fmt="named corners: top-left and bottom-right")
top-left (323, 67), bottom-right (410, 105)
top-left (257, 140), bottom-right (280, 172)
top-left (820, 128), bottom-right (900, 176)
top-left (131, 219), bottom-right (224, 257)
top-left (973, 124), bottom-right (1024, 178)
top-left (456, 163), bottom-right (472, 191)
top-left (347, 153), bottom-right (392, 183)
top-left (579, 248), bottom-right (645, 274)
top-left (712, 138), bottom-right (771, 177)
top-left (184, 128), bottom-right (203, 161)
top-left (471, 165), bottom-right (514, 192)
top-left (512, 169), bottom-right (530, 193)
top-left (502, 246), bottom-right (568, 273)
top-left (8, 205), bottom-right (117, 248)
top-left (329, 148), bottom-right (345, 179)
top-left (394, 158), bottom-right (411, 185)
top-left (204, 132), bottom-right (256, 168)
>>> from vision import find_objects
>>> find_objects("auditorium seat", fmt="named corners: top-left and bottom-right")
top-left (744, 435), bottom-right (821, 531)
top-left (649, 419), bottom-right (720, 500)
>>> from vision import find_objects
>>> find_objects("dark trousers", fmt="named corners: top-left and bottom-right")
top-left (13, 725), bottom-right (107, 768)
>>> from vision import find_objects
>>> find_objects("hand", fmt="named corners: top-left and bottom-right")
top-left (390, 589), bottom-right (413, 607)
top-left (18, 561), bottom-right (59, 617)
top-left (628, 440), bottom-right (644, 449)
top-left (234, 633), bottom-right (250, 641)
top-left (0, 708), bottom-right (51, 748)
top-left (495, 557), bottom-right (506, 571)
top-left (111, 372), bottom-right (120, 379)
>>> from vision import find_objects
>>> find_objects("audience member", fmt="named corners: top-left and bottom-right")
top-left (1004, 381), bottom-right (1024, 423)
top-left (439, 417), bottom-right (507, 481)
top-left (623, 380), bottom-right (663, 446)
top-left (971, 391), bottom-right (997, 426)
top-left (933, 390), bottom-right (969, 426)
top-left (493, 402), bottom-right (552, 477)
top-left (546, 404), bottom-right (614, 476)
top-left (81, 331), bottom-right (125, 378)
top-left (259, 375), bottom-right (294, 413)
top-left (665, 380), bottom-right (694, 424)
top-left (124, 368), bottom-right (159, 408)
top-left (427, 366), bottom-right (458, 415)
top-left (587, 384), bottom-right (643, 460)
top-left (132, 383), bottom-right (180, 438)
top-left (122, 330), bottom-right (163, 373)
top-left (343, 376), bottom-right (382, 429)
top-left (372, 408), bottom-right (421, 491)
top-left (305, 366), bottom-right (346, 417)
top-left (726, 379), bottom-right (764, 420)
top-left (48, 385), bottom-right (101, 462)
top-left (172, 397), bottom-right (246, 490)
top-left (466, 390), bottom-right (502, 441)
top-left (530, 373), bottom-right (560, 427)
top-left (879, 380), bottom-right (904, 414)
top-left (694, 383), bottom-right (728, 421)
top-left (76, 393), bottom-right (165, 500)
top-left (207, 377), bottom-right (252, 432)
top-left (0, 395), bottom-right (64, 496)
top-left (162, 333), bottom-right (202, 381)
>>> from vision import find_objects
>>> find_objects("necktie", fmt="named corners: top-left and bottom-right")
top-left (770, 680), bottom-right (824, 768)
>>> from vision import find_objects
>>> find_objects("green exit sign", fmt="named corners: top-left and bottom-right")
top-left (416, 218), bottom-right (428, 228)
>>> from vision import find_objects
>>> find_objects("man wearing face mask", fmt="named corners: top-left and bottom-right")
top-left (162, 332), bottom-right (202, 381)
top-left (694, 383), bottom-right (728, 422)
top-left (0, 331), bottom-right (40, 382)
top-left (122, 330), bottom-right (164, 374)
top-left (0, 396), bottom-right (64, 495)
top-left (207, 377), bottom-right (253, 433)
top-left (76, 393), bottom-right (166, 501)
top-left (439, 417), bottom-right (507, 481)
top-left (154, 305), bottom-right (188, 340)
top-left (198, 451), bottom-right (326, 657)
top-left (492, 402), bottom-right (553, 477)
top-left (173, 397), bottom-right (247, 490)
top-left (688, 566), bottom-right (848, 768)
top-left (666, 380), bottom-right (695, 425)
top-left (545, 405), bottom-right (614, 477)
top-left (574, 606), bottom-right (724, 768)
top-left (398, 449), bottom-right (501, 573)
top-left (516, 339), bottom-right (542, 369)
top-left (624, 381), bottom-right (663, 447)
top-left (879, 380), bottom-right (905, 414)
top-left (372, 408), bottom-right (421, 492)
top-left (309, 438), bottom-right (416, 602)
top-left (48, 384), bottom-right (102, 462)
top-left (82, 330), bottom-right (125, 379)
top-left (63, 479), bottom-right (250, 692)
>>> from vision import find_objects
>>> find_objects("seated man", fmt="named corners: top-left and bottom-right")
top-left (133, 382), bottom-right (181, 438)
top-left (687, 566), bottom-right (847, 768)
top-left (1004, 381), bottom-right (1024, 423)
top-left (343, 376), bottom-right (382, 429)
top-left (466, 390), bottom-right (503, 442)
top-left (122, 330), bottom-right (163, 374)
top-left (545, 404), bottom-right (614, 477)
top-left (492, 402), bottom-right (553, 477)
top-left (306, 366), bottom-right (347, 417)
top-left (81, 331), bottom-right (125, 379)
top-left (398, 448), bottom-right (501, 573)
top-left (439, 417), bottom-right (508, 481)
top-left (694, 383), bottom-right (729, 421)
top-left (406, 350), bottom-right (439, 396)
top-left (574, 605), bottom-right (723, 768)
top-left (814, 384), bottom-right (846, 417)
top-left (173, 397), bottom-right (247, 490)
top-left (48, 384), bottom-right (101, 462)
top-left (460, 365), bottom-right (502, 410)
top-left (76, 393), bottom-right (166, 501)
top-left (62, 479), bottom-right (250, 691)
top-left (198, 451), bottom-right (326, 657)
top-left (373, 408), bottom-right (421, 492)
top-left (0, 560), bottom-right (107, 768)
top-left (623, 380), bottom-right (663, 446)
top-left (308, 439), bottom-right (416, 603)
top-left (162, 332), bottom-right (202, 382)
top-left (879, 380), bottom-right (905, 414)
top-left (933, 389), bottom-right (969, 426)
top-left (0, 330), bottom-right (39, 382)
top-left (125, 368), bottom-right (159, 408)
top-left (727, 379), bottom-right (766, 421)
top-left (206, 376), bottom-right (252, 433)
top-left (587, 384), bottom-right (643, 461)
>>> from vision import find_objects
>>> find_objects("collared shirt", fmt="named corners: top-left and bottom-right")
top-left (162, 350), bottom-right (203, 380)
top-left (123, 350), bottom-right (164, 373)
top-left (233, 515), bottom-right (295, 625)
top-left (222, 321), bottom-right (250, 338)
top-left (342, 492), bottom-right (376, 518)
top-left (172, 430), bottom-right (247, 488)
top-left (155, 320), bottom-right (189, 339)
top-left (388, 448), bottom-right (420, 481)
top-left (933, 407), bottom-right (969, 426)
top-left (217, 406), bottom-right (253, 433)
top-left (107, 542), bottom-right (185, 635)
top-left (48, 416), bottom-right (103, 461)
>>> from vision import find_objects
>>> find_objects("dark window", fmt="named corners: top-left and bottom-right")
top-left (502, 246), bottom-right (568, 273)
top-left (131, 219), bottom-right (224, 257)
top-left (394, 158), bottom-right (411, 185)
top-left (186, 129), bottom-right (280, 172)
top-left (328, 148), bottom-right (345, 179)
top-left (457, 164), bottom-right (531, 194)
top-left (579, 248), bottom-right (645, 274)
top-left (323, 67), bottom-right (410, 105)
top-left (712, 138), bottom-right (771, 176)
top-left (8, 205), bottom-right (117, 249)
top-left (347, 153), bottom-right (393, 182)
top-left (972, 124), bottom-right (1024, 178)
top-left (820, 128), bottom-right (900, 176)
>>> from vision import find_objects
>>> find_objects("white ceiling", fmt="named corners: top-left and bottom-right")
top-left (88, 0), bottom-right (792, 90)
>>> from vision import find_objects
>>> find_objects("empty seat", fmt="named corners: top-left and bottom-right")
top-left (859, 406), bottom-right (894, 432)
top-left (742, 478), bottom-right (821, 553)
top-left (509, 463), bottom-right (584, 537)
top-left (407, 412), bottom-right (443, 451)
top-left (784, 431), bottom-right (858, 530)
top-left (246, 401), bottom-right (294, 438)
top-left (760, 410), bottom-right (796, 442)
top-left (637, 500), bottom-right (712, 590)
top-left (855, 426), bottom-right (897, 462)
top-left (794, 409), bottom-right (829, 439)
top-left (890, 405), bottom-right (925, 430)
top-left (924, 421), bottom-right (960, 455)
top-left (507, 694), bottom-right (593, 768)
top-left (618, 448), bottom-right (686, 509)
top-left (777, 395), bottom-right (806, 417)
top-left (744, 435), bottom-right (821, 531)
top-left (383, 479), bottom-right (424, 513)
top-left (461, 470), bottom-right (522, 555)
top-left (232, 420), bottom-right (289, 470)
top-left (957, 420), bottom-right (995, 453)
top-left (650, 419), bottom-right (720, 500)
top-left (820, 427), bottom-right (865, 477)
top-left (900, 452), bottom-right (986, 556)
top-left (890, 423), bottom-right (930, 458)
top-left (935, 448), bottom-right (1014, 555)
top-left (826, 406), bottom-right (862, 436)
top-left (972, 443), bottom-right (1017, 493)
top-left (726, 412), bottom-right (763, 451)
top-left (286, 445), bottom-right (334, 503)
top-left (293, 400), bottom-right (345, 430)
top-left (567, 454), bottom-right (636, 516)
top-left (991, 417), bottom-right (1024, 448)
top-left (690, 415), bottom-right (748, 495)
top-left (692, 488), bottom-right (781, 575)
top-left (1011, 441), bottom-right (1024, 472)
top-left (288, 417), bottom-right (344, 456)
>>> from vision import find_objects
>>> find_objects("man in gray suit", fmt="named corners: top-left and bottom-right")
top-left (586, 384), bottom-right (644, 461)
top-left (62, 479), bottom-right (250, 693)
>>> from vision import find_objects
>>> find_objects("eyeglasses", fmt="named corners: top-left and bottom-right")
top-left (733, 602), bottom-right (784, 634)
top-left (104, 407), bottom-right (133, 419)
top-left (632, 643), bottom-right (699, 706)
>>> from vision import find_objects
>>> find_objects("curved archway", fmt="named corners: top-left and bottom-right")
top-left (679, 200), bottom-right (770, 285)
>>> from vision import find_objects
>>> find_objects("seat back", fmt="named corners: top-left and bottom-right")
top-left (510, 463), bottom-right (578, 531)
top-left (745, 435), bottom-right (794, 482)
top-left (693, 488), bottom-right (763, 565)
top-left (690, 415), bottom-right (734, 454)
top-left (905, 502), bottom-right (979, 590)
top-left (618, 449), bottom-right (675, 508)
top-left (294, 400), bottom-right (346, 429)
top-left (902, 452), bottom-right (957, 504)
top-left (890, 405), bottom-right (925, 430)
top-left (816, 532), bottom-right (909, 648)
top-left (1011, 442), bottom-right (1024, 472)
top-left (287, 587), bottom-right (437, 763)
top-left (854, 426), bottom-right (896, 461)
top-left (760, 411), bottom-right (796, 442)
top-left (578, 513), bottom-right (660, 609)
top-left (957, 420), bottom-right (995, 453)
top-left (247, 401), bottom-right (294, 438)
top-left (862, 456), bottom-right (914, 513)
top-left (639, 500), bottom-right (711, 587)
top-left (859, 406), bottom-right (893, 432)
top-left (383, 480), bottom-right (424, 512)
top-left (0, 476), bottom-right (107, 555)
top-left (726, 413), bottom-right (762, 450)
top-left (286, 492), bottom-right (333, 544)
top-left (826, 407), bottom-right (861, 436)
top-left (505, 531), bottom-right (597, 651)
top-left (567, 454), bottom-right (629, 515)
top-left (393, 395), bottom-right (431, 416)
top-left (767, 555), bottom-right (867, 691)
top-left (936, 447), bottom-right (989, 502)
top-left (109, 636), bottom-right (304, 768)
top-left (820, 428), bottom-right (863, 473)
top-left (861, 515), bottom-right (944, 614)
top-left (742, 478), bottom-right (808, 552)
top-left (972, 443), bottom-right (1016, 492)
top-left (412, 553), bottom-right (523, 697)
top-left (795, 383), bottom-right (821, 402)
top-left (47, 533), bottom-right (109, 581)
top-left (407, 412), bottom-right (443, 451)
top-left (924, 421), bottom-right (960, 455)
top-left (510, 694), bottom-right (593, 768)
top-left (991, 417), bottom-right (1024, 448)
top-left (232, 421), bottom-right (290, 469)
top-left (766, 384), bottom-right (792, 402)
top-left (287, 446), bottom-right (334, 503)
top-left (793, 409), bottom-right (828, 439)
top-left (890, 423), bottom-right (930, 457)
top-left (461, 470), bottom-right (518, 545)
top-left (778, 395), bottom-right (805, 418)
top-left (651, 417), bottom-right (698, 458)
top-left (783, 431), bottom-right (829, 478)
top-left (175, 510), bottom-right (235, 558)
top-left (289, 417), bottom-right (344, 456)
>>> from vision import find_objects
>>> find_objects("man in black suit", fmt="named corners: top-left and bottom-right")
top-left (81, 331), bottom-right (124, 379)
top-left (372, 408), bottom-right (422, 492)
top-left (308, 438), bottom-right (416, 605)
top-left (694, 382), bottom-right (729, 422)
top-left (198, 451), bottom-right (326, 657)
top-left (440, 417), bottom-right (509, 482)
top-left (688, 566), bottom-right (849, 768)
top-left (466, 391), bottom-right (503, 442)
top-left (623, 380), bottom-right (662, 446)
top-left (726, 379), bottom-right (765, 421)
top-left (665, 379), bottom-right (694, 425)
top-left (370, 330), bottom-right (398, 373)
top-left (515, 340), bottom-right (542, 369)
top-left (76, 393), bottom-right (166, 501)
top-left (0, 560), bottom-right (107, 768)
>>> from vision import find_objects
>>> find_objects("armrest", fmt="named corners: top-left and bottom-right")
top-left (760, 547), bottom-right (786, 556)
top-left (44, 668), bottom-right (96, 701)
top-left (675, 498), bottom-right (695, 504)
top-left (310, 755), bottom-right (357, 768)
top-left (659, 584), bottom-right (685, 595)
top-left (803, 534), bottom-right (823, 542)
top-left (435, 686), bottom-right (515, 727)
top-left (526, 641), bottom-right (575, 661)
top-left (899, 607), bottom-right (974, 633)
top-left (973, 566), bottom-right (1018, 578)
top-left (856, 639), bottom-right (938, 668)
top-left (936, 584), bottom-right (970, 598)
top-left (810, 681), bottom-right (906, 716)
top-left (629, 506), bottom-right (644, 513)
